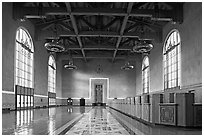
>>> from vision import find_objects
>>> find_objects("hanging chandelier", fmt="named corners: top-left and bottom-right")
top-left (64, 50), bottom-right (77, 70)
top-left (44, 39), bottom-right (65, 52)
top-left (121, 62), bottom-right (134, 70)
top-left (64, 61), bottom-right (77, 70)
top-left (132, 40), bottom-right (153, 53)
top-left (44, 24), bottom-right (65, 52)
top-left (121, 51), bottom-right (134, 70)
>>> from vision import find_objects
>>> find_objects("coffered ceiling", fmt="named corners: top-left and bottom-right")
top-left (13, 2), bottom-right (183, 62)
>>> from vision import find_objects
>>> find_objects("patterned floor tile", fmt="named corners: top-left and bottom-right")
top-left (65, 107), bottom-right (129, 135)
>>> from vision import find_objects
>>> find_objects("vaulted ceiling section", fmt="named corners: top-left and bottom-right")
top-left (13, 2), bottom-right (183, 62)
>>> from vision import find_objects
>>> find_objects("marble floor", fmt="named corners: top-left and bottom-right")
top-left (66, 107), bottom-right (129, 135)
top-left (2, 106), bottom-right (202, 135)
top-left (2, 106), bottom-right (91, 135)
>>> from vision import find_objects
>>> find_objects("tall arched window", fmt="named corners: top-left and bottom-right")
top-left (142, 56), bottom-right (150, 94)
top-left (48, 55), bottom-right (56, 106)
top-left (15, 27), bottom-right (34, 88)
top-left (15, 27), bottom-right (34, 109)
top-left (163, 29), bottom-right (181, 90)
top-left (48, 55), bottom-right (56, 93)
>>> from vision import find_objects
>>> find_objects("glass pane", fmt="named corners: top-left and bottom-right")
top-left (25, 96), bottom-right (27, 107)
top-left (17, 95), bottom-right (21, 108)
top-left (28, 96), bottom-right (30, 107)
top-left (169, 81), bottom-right (171, 88)
top-left (21, 95), bottom-right (24, 108)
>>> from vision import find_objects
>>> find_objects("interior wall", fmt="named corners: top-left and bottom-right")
top-left (2, 3), bottom-right (64, 108)
top-left (149, 2), bottom-right (202, 102)
top-left (2, 3), bottom-right (35, 92)
top-left (61, 58), bottom-right (139, 100)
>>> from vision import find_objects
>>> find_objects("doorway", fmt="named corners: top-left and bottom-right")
top-left (90, 78), bottom-right (109, 106)
top-left (94, 84), bottom-right (103, 105)
top-left (15, 85), bottom-right (34, 110)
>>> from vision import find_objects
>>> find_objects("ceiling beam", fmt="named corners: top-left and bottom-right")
top-left (65, 37), bottom-right (78, 45)
top-left (78, 16), bottom-right (98, 30)
top-left (36, 17), bottom-right (71, 26)
top-left (119, 38), bottom-right (133, 46)
top-left (71, 7), bottom-right (127, 16)
top-left (112, 2), bottom-right (134, 62)
top-left (65, 2), bottom-right (87, 62)
top-left (79, 31), bottom-right (119, 37)
top-left (124, 22), bottom-right (141, 33)
top-left (37, 29), bottom-right (159, 41)
top-left (103, 17), bottom-right (121, 30)
top-left (13, 4), bottom-right (183, 23)
top-left (64, 44), bottom-right (132, 51)
top-left (58, 22), bottom-right (74, 32)
top-left (59, 53), bottom-right (139, 60)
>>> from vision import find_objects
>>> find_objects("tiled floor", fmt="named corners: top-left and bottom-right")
top-left (66, 107), bottom-right (129, 135)
top-left (2, 106), bottom-right (91, 135)
top-left (2, 106), bottom-right (202, 135)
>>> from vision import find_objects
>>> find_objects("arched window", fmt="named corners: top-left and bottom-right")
top-left (48, 55), bottom-right (56, 93)
top-left (163, 29), bottom-right (181, 90)
top-left (15, 27), bottom-right (34, 109)
top-left (142, 56), bottom-right (150, 94)
top-left (15, 27), bottom-right (34, 88)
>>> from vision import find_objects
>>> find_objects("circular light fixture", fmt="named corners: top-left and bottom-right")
top-left (64, 61), bottom-right (77, 70)
top-left (45, 40), bottom-right (65, 52)
top-left (121, 62), bottom-right (134, 70)
top-left (133, 41), bottom-right (153, 53)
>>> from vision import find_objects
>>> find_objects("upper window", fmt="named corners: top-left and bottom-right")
top-left (48, 55), bottom-right (56, 93)
top-left (163, 29), bottom-right (181, 90)
top-left (15, 27), bottom-right (34, 88)
top-left (142, 56), bottom-right (149, 94)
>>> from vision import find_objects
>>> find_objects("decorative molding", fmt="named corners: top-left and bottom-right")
top-left (56, 97), bottom-right (67, 99)
top-left (34, 94), bottom-right (48, 98)
top-left (146, 83), bottom-right (202, 95)
top-left (2, 91), bottom-right (15, 94)
top-left (89, 78), bottom-right (110, 100)
top-left (181, 83), bottom-right (202, 90)
top-left (159, 104), bottom-right (177, 125)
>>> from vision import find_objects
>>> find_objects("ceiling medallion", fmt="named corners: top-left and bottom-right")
top-left (96, 64), bottom-right (103, 73)
top-left (133, 41), bottom-right (153, 53)
top-left (44, 39), bottom-right (65, 52)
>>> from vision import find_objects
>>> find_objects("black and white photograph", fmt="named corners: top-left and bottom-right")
top-left (1, 1), bottom-right (202, 135)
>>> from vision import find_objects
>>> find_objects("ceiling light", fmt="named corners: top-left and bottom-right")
top-left (64, 61), bottom-right (77, 70)
top-left (44, 39), bottom-right (65, 52)
top-left (132, 41), bottom-right (153, 53)
top-left (121, 62), bottom-right (134, 70)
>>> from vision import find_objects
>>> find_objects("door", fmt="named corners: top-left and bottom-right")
top-left (95, 84), bottom-right (103, 103)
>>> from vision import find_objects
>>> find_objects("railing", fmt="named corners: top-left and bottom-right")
top-left (108, 92), bottom-right (202, 127)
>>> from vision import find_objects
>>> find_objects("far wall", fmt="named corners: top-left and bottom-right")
top-left (61, 58), bottom-right (139, 100)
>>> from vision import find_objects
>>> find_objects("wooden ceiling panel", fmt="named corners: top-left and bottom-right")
top-left (13, 2), bottom-right (183, 62)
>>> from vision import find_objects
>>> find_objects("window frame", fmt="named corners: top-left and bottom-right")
top-left (48, 55), bottom-right (56, 93)
top-left (163, 29), bottom-right (181, 90)
top-left (15, 27), bottom-right (34, 88)
top-left (142, 56), bottom-right (150, 94)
